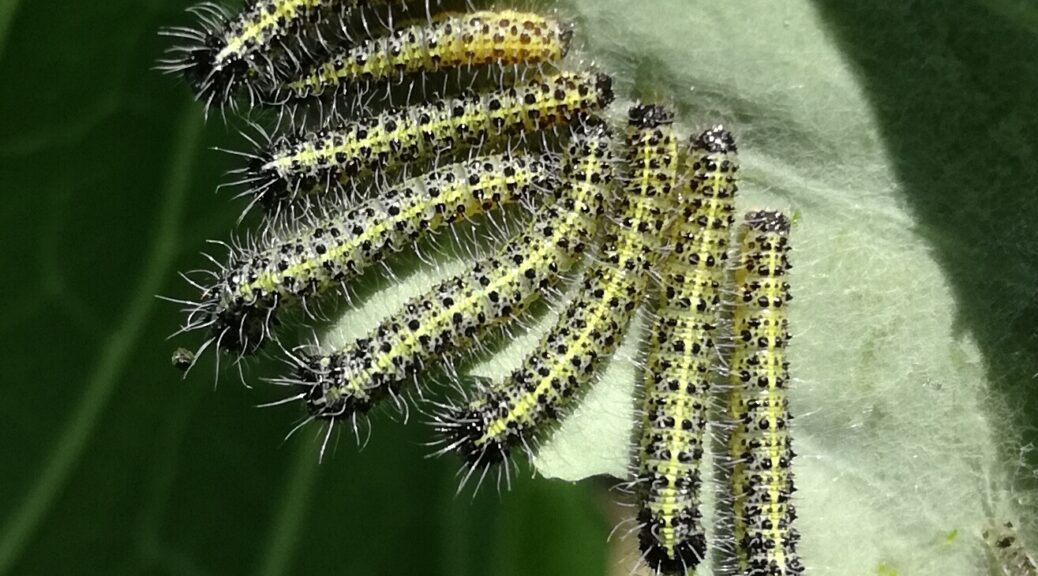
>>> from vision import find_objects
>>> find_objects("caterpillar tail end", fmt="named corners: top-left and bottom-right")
top-left (637, 524), bottom-right (707, 576)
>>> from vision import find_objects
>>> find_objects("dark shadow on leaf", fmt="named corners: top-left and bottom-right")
top-left (811, 0), bottom-right (1038, 491)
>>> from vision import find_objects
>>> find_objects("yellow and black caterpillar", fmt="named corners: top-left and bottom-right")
top-left (244, 71), bottom-right (612, 210)
top-left (727, 210), bottom-right (803, 576)
top-left (180, 153), bottom-right (555, 354)
top-left (635, 126), bottom-right (738, 575)
top-left (293, 123), bottom-right (614, 426)
top-left (436, 105), bottom-right (677, 480)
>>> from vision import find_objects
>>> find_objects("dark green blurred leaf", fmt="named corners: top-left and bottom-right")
top-left (0, 2), bottom-right (606, 575)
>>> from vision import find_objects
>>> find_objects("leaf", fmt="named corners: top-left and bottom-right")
top-left (1, 0), bottom-right (1036, 575)
top-left (526, 0), bottom-right (1038, 573)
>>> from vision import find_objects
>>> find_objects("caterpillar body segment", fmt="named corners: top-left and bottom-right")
top-left (293, 123), bottom-right (616, 427)
top-left (279, 10), bottom-right (573, 103)
top-left (159, 0), bottom-right (378, 111)
top-left (183, 153), bottom-right (555, 355)
top-left (437, 105), bottom-right (678, 480)
top-left (243, 71), bottom-right (614, 211)
top-left (728, 210), bottom-right (803, 576)
top-left (633, 126), bottom-right (740, 575)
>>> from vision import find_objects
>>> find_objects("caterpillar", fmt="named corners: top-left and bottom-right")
top-left (159, 0), bottom-right (379, 111)
top-left (288, 122), bottom-right (615, 435)
top-left (179, 153), bottom-right (556, 356)
top-left (634, 126), bottom-right (739, 575)
top-left (985, 521), bottom-right (1038, 576)
top-left (278, 10), bottom-right (573, 104)
top-left (727, 210), bottom-right (804, 576)
top-left (240, 70), bottom-right (614, 211)
top-left (435, 104), bottom-right (677, 484)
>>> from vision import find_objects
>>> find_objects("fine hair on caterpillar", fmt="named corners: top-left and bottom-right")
top-left (169, 152), bottom-right (559, 366)
top-left (275, 120), bottom-right (616, 460)
top-left (726, 209), bottom-right (803, 576)
top-left (157, 0), bottom-right (474, 115)
top-left (266, 9), bottom-right (574, 115)
top-left (625, 125), bottom-right (739, 576)
top-left (157, 0), bottom-right (370, 114)
top-left (231, 70), bottom-right (614, 214)
top-left (149, 0), bottom-right (852, 570)
top-left (431, 104), bottom-right (678, 492)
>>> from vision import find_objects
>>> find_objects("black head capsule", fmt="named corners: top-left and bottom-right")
top-left (203, 287), bottom-right (277, 355)
top-left (628, 103), bottom-right (676, 129)
top-left (436, 405), bottom-right (508, 467)
top-left (693, 124), bottom-right (738, 154)
top-left (158, 9), bottom-right (251, 110)
top-left (298, 357), bottom-right (354, 419)
top-left (594, 72), bottom-right (616, 107)
top-left (746, 209), bottom-right (792, 235)
top-left (639, 529), bottom-right (708, 575)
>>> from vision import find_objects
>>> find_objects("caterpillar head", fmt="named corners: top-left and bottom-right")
top-left (199, 282), bottom-right (276, 355)
top-left (435, 404), bottom-right (510, 467)
top-left (628, 103), bottom-right (675, 129)
top-left (183, 42), bottom-right (251, 110)
top-left (594, 72), bottom-right (616, 108)
top-left (638, 529), bottom-right (707, 576)
top-left (157, 7), bottom-right (253, 112)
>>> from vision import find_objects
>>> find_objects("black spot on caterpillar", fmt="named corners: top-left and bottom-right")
top-left (634, 126), bottom-right (739, 576)
top-left (985, 521), bottom-right (1038, 576)
top-left (435, 104), bottom-right (677, 488)
top-left (177, 153), bottom-right (555, 356)
top-left (286, 122), bottom-right (615, 446)
top-left (239, 70), bottom-right (614, 213)
top-left (278, 10), bottom-right (573, 104)
top-left (727, 209), bottom-right (803, 576)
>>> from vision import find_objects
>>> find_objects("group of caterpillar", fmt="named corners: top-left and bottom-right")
top-left (160, 2), bottom-right (573, 114)
top-left (433, 104), bottom-right (677, 486)
top-left (165, 0), bottom-right (613, 357)
top-left (286, 122), bottom-right (614, 447)
top-left (633, 126), bottom-right (738, 575)
top-left (160, 2), bottom-right (811, 574)
top-left (242, 70), bottom-right (613, 212)
top-left (179, 153), bottom-right (557, 355)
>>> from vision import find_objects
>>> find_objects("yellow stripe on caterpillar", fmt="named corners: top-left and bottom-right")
top-left (245, 71), bottom-right (613, 211)
top-left (728, 209), bottom-right (803, 576)
top-left (294, 124), bottom-right (614, 431)
top-left (439, 105), bottom-right (677, 482)
top-left (284, 10), bottom-right (572, 100)
top-left (183, 153), bottom-right (555, 355)
top-left (635, 125), bottom-right (739, 576)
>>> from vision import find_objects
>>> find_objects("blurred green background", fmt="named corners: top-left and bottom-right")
top-left (0, 1), bottom-right (613, 574)
top-left (2, 0), bottom-right (1037, 574)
